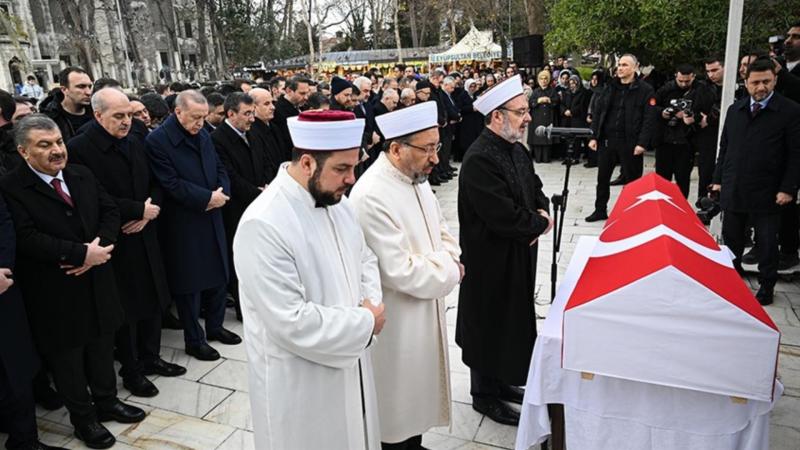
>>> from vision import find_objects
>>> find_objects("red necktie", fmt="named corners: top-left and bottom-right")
top-left (751, 102), bottom-right (762, 118)
top-left (50, 179), bottom-right (74, 208)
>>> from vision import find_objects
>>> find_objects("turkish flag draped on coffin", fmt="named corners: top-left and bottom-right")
top-left (562, 173), bottom-right (780, 402)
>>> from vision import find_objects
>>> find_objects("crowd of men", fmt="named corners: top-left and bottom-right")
top-left (0, 21), bottom-right (798, 450)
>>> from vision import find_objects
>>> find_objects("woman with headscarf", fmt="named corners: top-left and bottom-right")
top-left (584, 69), bottom-right (607, 167)
top-left (562, 74), bottom-right (593, 165)
top-left (527, 70), bottom-right (560, 163)
top-left (456, 79), bottom-right (484, 159)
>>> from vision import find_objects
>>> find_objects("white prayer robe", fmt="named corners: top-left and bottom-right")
top-left (233, 165), bottom-right (383, 450)
top-left (350, 153), bottom-right (461, 443)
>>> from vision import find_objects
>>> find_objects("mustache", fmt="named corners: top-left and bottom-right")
top-left (49, 154), bottom-right (66, 162)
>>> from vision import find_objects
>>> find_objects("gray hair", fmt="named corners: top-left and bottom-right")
top-left (400, 88), bottom-right (415, 99)
top-left (443, 76), bottom-right (456, 87)
top-left (432, 68), bottom-right (446, 78)
top-left (175, 89), bottom-right (208, 109)
top-left (90, 87), bottom-right (126, 113)
top-left (619, 53), bottom-right (639, 66)
top-left (382, 88), bottom-right (398, 100)
top-left (14, 113), bottom-right (60, 147)
top-left (352, 76), bottom-right (372, 91)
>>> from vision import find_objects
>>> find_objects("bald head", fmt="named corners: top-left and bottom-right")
top-left (92, 87), bottom-right (132, 139)
top-left (91, 87), bottom-right (128, 114)
top-left (249, 87), bottom-right (276, 122)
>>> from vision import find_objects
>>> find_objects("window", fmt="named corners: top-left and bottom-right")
top-left (188, 53), bottom-right (197, 66)
top-left (160, 52), bottom-right (169, 67)
top-left (184, 20), bottom-right (192, 38)
top-left (59, 54), bottom-right (72, 66)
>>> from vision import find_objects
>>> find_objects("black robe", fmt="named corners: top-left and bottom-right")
top-left (528, 86), bottom-right (560, 147)
top-left (456, 128), bottom-right (550, 386)
top-left (67, 121), bottom-right (171, 320)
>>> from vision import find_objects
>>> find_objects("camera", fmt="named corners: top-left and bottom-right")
top-left (697, 190), bottom-right (721, 226)
top-left (769, 35), bottom-right (785, 57)
top-left (664, 98), bottom-right (694, 126)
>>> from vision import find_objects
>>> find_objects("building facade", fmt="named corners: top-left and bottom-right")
top-left (0, 0), bottom-right (226, 93)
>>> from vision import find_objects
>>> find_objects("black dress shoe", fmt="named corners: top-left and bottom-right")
top-left (33, 384), bottom-right (63, 411)
top-left (429, 176), bottom-right (442, 186)
top-left (583, 162), bottom-right (598, 168)
top-left (207, 328), bottom-right (242, 345)
top-left (186, 343), bottom-right (221, 361)
top-left (472, 397), bottom-right (520, 426)
top-left (756, 285), bottom-right (774, 306)
top-left (778, 253), bottom-right (800, 271)
top-left (497, 384), bottom-right (524, 404)
top-left (123, 374), bottom-right (159, 398)
top-left (74, 421), bottom-right (115, 449)
top-left (142, 358), bottom-right (187, 377)
top-left (741, 246), bottom-right (759, 265)
top-left (585, 210), bottom-right (609, 223)
top-left (609, 176), bottom-right (626, 186)
top-left (96, 399), bottom-right (146, 423)
top-left (161, 311), bottom-right (183, 330)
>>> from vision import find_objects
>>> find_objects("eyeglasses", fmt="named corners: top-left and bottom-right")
top-left (403, 141), bottom-right (442, 156)
top-left (498, 107), bottom-right (531, 116)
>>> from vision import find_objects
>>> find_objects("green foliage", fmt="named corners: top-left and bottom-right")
top-left (546, 0), bottom-right (800, 70)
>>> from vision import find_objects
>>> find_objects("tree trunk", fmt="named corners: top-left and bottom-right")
top-left (447, 0), bottom-right (456, 45)
top-left (197, 0), bottom-right (210, 66)
top-left (394, 0), bottom-right (402, 62)
top-left (408, 0), bottom-right (419, 48)
top-left (523, 0), bottom-right (546, 34)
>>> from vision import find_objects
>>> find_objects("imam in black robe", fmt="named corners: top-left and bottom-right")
top-left (456, 127), bottom-right (550, 386)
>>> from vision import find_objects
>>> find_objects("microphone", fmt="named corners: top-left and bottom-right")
top-left (534, 124), bottom-right (593, 139)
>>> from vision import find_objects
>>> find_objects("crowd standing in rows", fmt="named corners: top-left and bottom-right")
top-left (0, 22), bottom-right (798, 449)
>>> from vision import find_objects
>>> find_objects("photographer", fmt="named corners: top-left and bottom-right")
top-left (711, 58), bottom-right (800, 305)
top-left (654, 64), bottom-right (711, 198)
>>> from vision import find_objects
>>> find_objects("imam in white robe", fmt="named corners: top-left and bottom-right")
top-left (233, 164), bottom-right (383, 450)
top-left (350, 152), bottom-right (461, 443)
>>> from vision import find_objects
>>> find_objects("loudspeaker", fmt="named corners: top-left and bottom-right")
top-left (513, 35), bottom-right (544, 68)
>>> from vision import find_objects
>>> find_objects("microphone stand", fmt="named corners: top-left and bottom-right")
top-left (549, 137), bottom-right (578, 303)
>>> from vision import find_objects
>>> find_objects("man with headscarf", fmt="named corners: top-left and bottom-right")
top-left (234, 110), bottom-right (386, 450)
top-left (351, 102), bottom-right (462, 449)
top-left (457, 75), bottom-right (553, 426)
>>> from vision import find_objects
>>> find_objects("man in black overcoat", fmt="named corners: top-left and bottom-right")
top-left (272, 76), bottom-right (310, 161)
top-left (0, 193), bottom-right (67, 450)
top-left (248, 88), bottom-right (285, 181)
top-left (712, 58), bottom-right (800, 305)
top-left (457, 76), bottom-right (553, 426)
top-left (68, 88), bottom-right (186, 399)
top-left (211, 92), bottom-right (271, 320)
top-left (146, 90), bottom-right (241, 362)
top-left (0, 114), bottom-right (145, 449)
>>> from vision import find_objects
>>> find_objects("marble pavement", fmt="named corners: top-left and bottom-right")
top-left (6, 154), bottom-right (800, 449)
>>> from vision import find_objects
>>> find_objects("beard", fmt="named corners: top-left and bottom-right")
top-left (499, 119), bottom-right (525, 143)
top-left (308, 166), bottom-right (348, 207)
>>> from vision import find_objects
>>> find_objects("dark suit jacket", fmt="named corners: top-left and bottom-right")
top-left (713, 92), bottom-right (800, 213)
top-left (211, 121), bottom-right (270, 246)
top-left (0, 164), bottom-right (123, 354)
top-left (250, 119), bottom-right (286, 177)
top-left (145, 114), bottom-right (231, 294)
top-left (272, 96), bottom-right (299, 158)
top-left (68, 121), bottom-right (171, 319)
top-left (776, 64), bottom-right (800, 104)
top-left (0, 193), bottom-right (39, 393)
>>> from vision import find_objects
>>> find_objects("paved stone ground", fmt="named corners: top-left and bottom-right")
top-left (8, 154), bottom-right (799, 449)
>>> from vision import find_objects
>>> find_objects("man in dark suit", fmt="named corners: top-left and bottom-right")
top-left (68, 88), bottom-right (187, 399)
top-left (712, 58), bottom-right (800, 305)
top-left (211, 92), bottom-right (271, 321)
top-left (146, 90), bottom-right (241, 362)
top-left (774, 24), bottom-right (800, 271)
top-left (0, 193), bottom-right (66, 450)
top-left (0, 114), bottom-right (145, 449)
top-left (248, 88), bottom-right (284, 181)
top-left (272, 76), bottom-right (310, 161)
